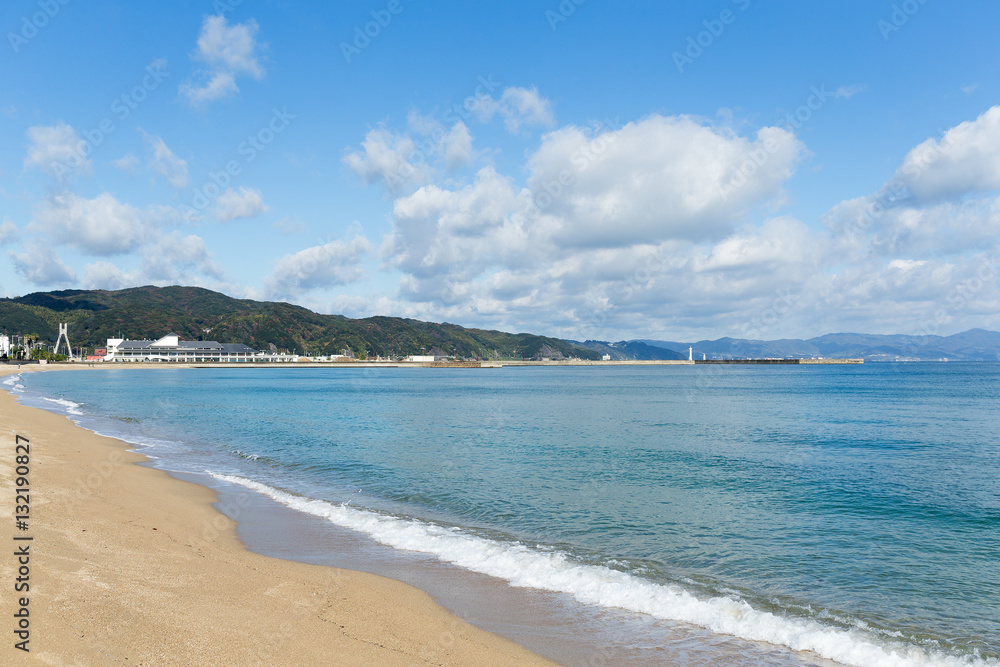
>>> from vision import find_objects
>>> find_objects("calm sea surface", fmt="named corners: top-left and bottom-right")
top-left (10, 363), bottom-right (1000, 666)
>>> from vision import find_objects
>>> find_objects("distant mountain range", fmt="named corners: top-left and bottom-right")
top-left (637, 330), bottom-right (1000, 361)
top-left (0, 286), bottom-right (601, 360)
top-left (2, 286), bottom-right (998, 361)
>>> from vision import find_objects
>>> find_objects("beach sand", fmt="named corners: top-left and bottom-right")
top-left (0, 366), bottom-right (556, 666)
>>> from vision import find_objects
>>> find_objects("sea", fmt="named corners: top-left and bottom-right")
top-left (5, 363), bottom-right (999, 666)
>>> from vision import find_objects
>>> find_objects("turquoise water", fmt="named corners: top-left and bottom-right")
top-left (10, 363), bottom-right (1000, 666)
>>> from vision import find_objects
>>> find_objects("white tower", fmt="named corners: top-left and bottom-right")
top-left (689, 346), bottom-right (693, 361)
top-left (54, 322), bottom-right (73, 359)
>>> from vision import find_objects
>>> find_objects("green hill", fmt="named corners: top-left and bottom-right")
top-left (0, 286), bottom-right (601, 361)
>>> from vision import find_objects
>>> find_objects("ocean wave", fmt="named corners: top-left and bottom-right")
top-left (40, 396), bottom-right (84, 415)
top-left (210, 473), bottom-right (996, 667)
top-left (2, 373), bottom-right (25, 393)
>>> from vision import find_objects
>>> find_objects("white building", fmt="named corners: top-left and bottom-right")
top-left (0, 334), bottom-right (10, 358)
top-left (106, 333), bottom-right (257, 362)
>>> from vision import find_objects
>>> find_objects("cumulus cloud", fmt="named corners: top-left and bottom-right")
top-left (81, 261), bottom-right (132, 290)
top-left (527, 114), bottom-right (804, 247)
top-left (181, 15), bottom-right (264, 106)
top-left (383, 167), bottom-right (527, 283)
top-left (81, 233), bottom-right (224, 289)
top-left (343, 127), bottom-right (433, 192)
top-left (264, 231), bottom-right (372, 300)
top-left (32, 192), bottom-right (153, 255)
top-left (23, 123), bottom-right (91, 179)
top-left (141, 232), bottom-right (224, 282)
top-left (894, 105), bottom-right (1000, 203)
top-left (827, 194), bottom-right (1000, 260)
top-left (141, 130), bottom-right (189, 187)
top-left (214, 186), bottom-right (268, 222)
top-left (9, 243), bottom-right (77, 287)
top-left (442, 122), bottom-right (474, 170)
top-left (475, 86), bottom-right (555, 133)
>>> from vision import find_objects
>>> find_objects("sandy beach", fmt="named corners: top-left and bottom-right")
top-left (0, 365), bottom-right (556, 666)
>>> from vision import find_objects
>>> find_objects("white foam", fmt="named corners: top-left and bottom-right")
top-left (2, 373), bottom-right (25, 393)
top-left (40, 396), bottom-right (84, 415)
top-left (211, 473), bottom-right (996, 667)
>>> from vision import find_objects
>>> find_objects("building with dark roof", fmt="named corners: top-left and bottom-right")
top-left (106, 333), bottom-right (257, 362)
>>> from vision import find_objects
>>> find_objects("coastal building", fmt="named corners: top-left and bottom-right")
top-left (106, 333), bottom-right (257, 362)
top-left (0, 334), bottom-right (9, 357)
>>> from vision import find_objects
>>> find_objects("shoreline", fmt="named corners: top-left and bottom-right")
top-left (0, 365), bottom-right (557, 665)
top-left (3, 356), bottom-right (864, 370)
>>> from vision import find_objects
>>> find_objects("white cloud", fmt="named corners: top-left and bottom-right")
top-left (344, 127), bottom-right (433, 192)
top-left (23, 123), bottom-right (91, 179)
top-left (32, 192), bottom-right (152, 256)
top-left (141, 131), bottom-right (189, 187)
top-left (181, 15), bottom-right (264, 105)
top-left (264, 232), bottom-right (372, 299)
top-left (828, 195), bottom-right (1000, 259)
top-left (894, 105), bottom-right (1000, 203)
top-left (273, 217), bottom-right (307, 235)
top-left (0, 217), bottom-right (18, 245)
top-left (833, 84), bottom-right (866, 99)
top-left (383, 167), bottom-right (527, 284)
top-left (474, 86), bottom-right (555, 133)
top-left (525, 114), bottom-right (804, 246)
top-left (141, 232), bottom-right (224, 282)
top-left (181, 71), bottom-right (238, 106)
top-left (372, 112), bottom-right (815, 337)
top-left (695, 217), bottom-right (817, 274)
top-left (194, 15), bottom-right (264, 77)
top-left (443, 122), bottom-right (474, 170)
top-left (214, 186), bottom-right (268, 222)
top-left (81, 261), bottom-right (131, 290)
top-left (9, 243), bottom-right (76, 287)
top-left (82, 233), bottom-right (224, 289)
top-left (113, 153), bottom-right (140, 174)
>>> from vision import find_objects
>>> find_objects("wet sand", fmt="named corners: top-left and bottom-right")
top-left (0, 365), bottom-right (556, 665)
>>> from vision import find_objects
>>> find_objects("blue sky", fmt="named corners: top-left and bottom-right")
top-left (3, 0), bottom-right (1000, 340)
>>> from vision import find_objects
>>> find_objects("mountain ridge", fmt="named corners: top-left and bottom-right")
top-left (3, 286), bottom-right (998, 361)
top-left (640, 328), bottom-right (1000, 361)
top-left (0, 286), bottom-right (602, 360)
